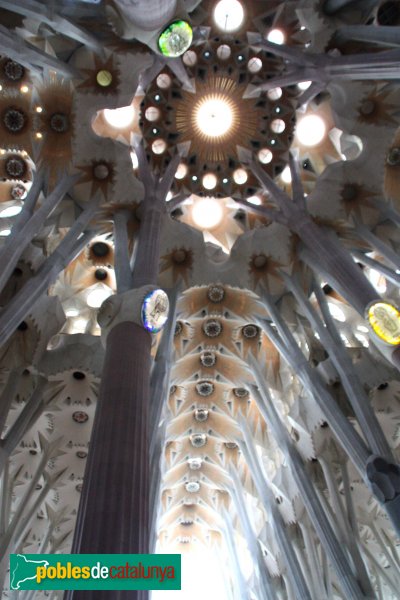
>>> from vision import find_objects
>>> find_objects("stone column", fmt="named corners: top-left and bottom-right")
top-left (67, 285), bottom-right (161, 600)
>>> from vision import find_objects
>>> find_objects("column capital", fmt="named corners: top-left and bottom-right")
top-left (97, 285), bottom-right (167, 344)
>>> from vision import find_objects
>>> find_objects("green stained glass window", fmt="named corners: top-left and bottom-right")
top-left (158, 20), bottom-right (193, 58)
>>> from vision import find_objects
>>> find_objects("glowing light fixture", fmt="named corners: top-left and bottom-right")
top-left (0, 205), bottom-right (22, 218)
top-left (267, 29), bottom-right (285, 45)
top-left (65, 307), bottom-right (80, 318)
top-left (141, 289), bottom-right (169, 333)
top-left (258, 148), bottom-right (273, 164)
top-left (217, 44), bottom-right (231, 60)
top-left (248, 57), bottom-right (262, 73)
top-left (158, 20), bottom-right (193, 58)
top-left (183, 50), bottom-right (197, 66)
top-left (130, 151), bottom-right (139, 169)
top-left (192, 197), bottom-right (223, 230)
top-left (271, 118), bottom-right (286, 134)
top-left (233, 168), bottom-right (248, 185)
top-left (281, 165), bottom-right (292, 184)
top-left (214, 0), bottom-right (244, 32)
top-left (156, 73), bottom-right (172, 89)
top-left (202, 173), bottom-right (217, 190)
top-left (104, 105), bottom-right (135, 129)
top-left (152, 139), bottom-right (167, 154)
top-left (248, 195), bottom-right (262, 205)
top-left (0, 228), bottom-right (11, 236)
top-left (175, 163), bottom-right (188, 180)
top-left (296, 114), bottom-right (326, 147)
top-left (367, 301), bottom-right (400, 345)
top-left (267, 87), bottom-right (282, 101)
top-left (196, 97), bottom-right (233, 138)
top-left (298, 80), bottom-right (312, 91)
top-left (145, 107), bottom-right (160, 122)
top-left (87, 286), bottom-right (113, 308)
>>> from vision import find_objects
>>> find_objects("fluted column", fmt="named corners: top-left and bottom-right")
top-left (69, 322), bottom-right (151, 600)
top-left (67, 146), bottom-right (178, 600)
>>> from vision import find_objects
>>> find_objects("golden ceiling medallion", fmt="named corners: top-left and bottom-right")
top-left (367, 301), bottom-right (400, 345)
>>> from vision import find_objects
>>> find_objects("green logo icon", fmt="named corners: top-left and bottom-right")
top-left (11, 555), bottom-right (50, 590)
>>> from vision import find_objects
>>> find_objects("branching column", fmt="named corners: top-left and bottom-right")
top-left (68, 149), bottom-right (179, 600)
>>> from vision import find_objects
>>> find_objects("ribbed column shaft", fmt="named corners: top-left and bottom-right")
top-left (296, 222), bottom-right (379, 315)
top-left (132, 207), bottom-right (164, 288)
top-left (68, 322), bottom-right (151, 600)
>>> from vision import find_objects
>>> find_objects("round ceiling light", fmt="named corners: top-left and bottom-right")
top-left (192, 197), bottom-right (223, 229)
top-left (104, 105), bottom-right (135, 129)
top-left (281, 166), bottom-right (292, 184)
top-left (233, 168), bottom-right (248, 185)
top-left (158, 20), bottom-right (193, 58)
top-left (202, 173), bottom-right (217, 190)
top-left (296, 114), bottom-right (326, 147)
top-left (196, 97), bottom-right (234, 138)
top-left (214, 0), bottom-right (245, 32)
top-left (267, 29), bottom-right (285, 45)
top-left (175, 163), bottom-right (188, 180)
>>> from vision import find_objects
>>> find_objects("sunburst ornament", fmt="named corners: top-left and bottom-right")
top-left (194, 95), bottom-right (235, 139)
top-left (176, 77), bottom-right (257, 165)
top-left (367, 301), bottom-right (400, 346)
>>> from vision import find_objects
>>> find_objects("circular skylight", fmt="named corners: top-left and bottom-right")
top-left (158, 20), bottom-right (193, 58)
top-left (196, 97), bottom-right (233, 138)
top-left (296, 115), bottom-right (326, 147)
top-left (104, 105), bottom-right (135, 129)
top-left (192, 197), bottom-right (223, 229)
top-left (214, 0), bottom-right (245, 32)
